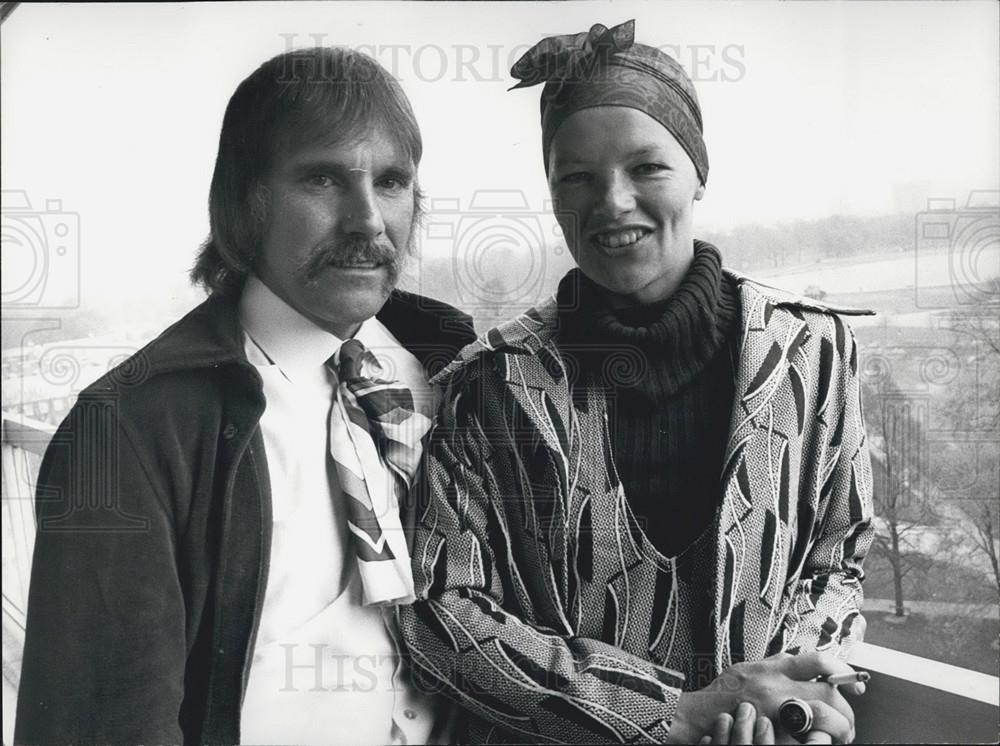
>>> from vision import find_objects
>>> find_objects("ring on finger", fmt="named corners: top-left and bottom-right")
top-left (778, 698), bottom-right (814, 736)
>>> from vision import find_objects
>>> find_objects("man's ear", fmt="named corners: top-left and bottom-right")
top-left (695, 184), bottom-right (706, 201)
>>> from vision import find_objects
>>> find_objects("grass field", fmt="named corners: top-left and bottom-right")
top-left (864, 610), bottom-right (999, 676)
top-left (861, 550), bottom-right (999, 674)
top-left (863, 551), bottom-right (994, 605)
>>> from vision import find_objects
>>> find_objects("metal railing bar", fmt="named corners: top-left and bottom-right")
top-left (1, 412), bottom-right (56, 456)
top-left (849, 641), bottom-right (1000, 707)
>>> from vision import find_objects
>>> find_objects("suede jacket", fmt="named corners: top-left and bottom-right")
top-left (15, 289), bottom-right (475, 746)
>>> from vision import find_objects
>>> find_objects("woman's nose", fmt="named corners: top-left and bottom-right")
top-left (594, 171), bottom-right (636, 218)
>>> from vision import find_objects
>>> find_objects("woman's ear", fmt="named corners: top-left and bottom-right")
top-left (695, 184), bottom-right (706, 201)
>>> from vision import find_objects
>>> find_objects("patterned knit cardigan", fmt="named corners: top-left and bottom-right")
top-left (399, 272), bottom-right (875, 744)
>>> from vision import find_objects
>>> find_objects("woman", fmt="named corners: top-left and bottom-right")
top-left (400, 20), bottom-right (873, 744)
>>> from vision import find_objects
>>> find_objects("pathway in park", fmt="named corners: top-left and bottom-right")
top-left (865, 597), bottom-right (1000, 620)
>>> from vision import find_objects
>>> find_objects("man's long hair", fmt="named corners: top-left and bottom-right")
top-left (191, 47), bottom-right (423, 297)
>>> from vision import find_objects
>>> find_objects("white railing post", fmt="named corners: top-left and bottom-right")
top-left (2, 411), bottom-right (54, 745)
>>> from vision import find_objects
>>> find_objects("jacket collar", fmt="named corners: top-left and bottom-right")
top-left (435, 269), bottom-right (872, 383)
top-left (375, 288), bottom-right (477, 377)
top-left (134, 293), bottom-right (250, 378)
top-left (131, 288), bottom-right (474, 383)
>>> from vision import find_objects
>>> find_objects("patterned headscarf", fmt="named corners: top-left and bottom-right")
top-left (510, 19), bottom-right (709, 185)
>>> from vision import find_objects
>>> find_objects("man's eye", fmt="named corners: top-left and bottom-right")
top-left (306, 174), bottom-right (335, 188)
top-left (377, 177), bottom-right (408, 192)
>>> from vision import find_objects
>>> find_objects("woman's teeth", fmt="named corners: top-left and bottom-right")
top-left (593, 229), bottom-right (648, 249)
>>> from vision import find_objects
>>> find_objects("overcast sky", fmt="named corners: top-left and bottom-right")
top-left (2, 0), bottom-right (998, 310)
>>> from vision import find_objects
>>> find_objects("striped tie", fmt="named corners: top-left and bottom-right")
top-left (328, 338), bottom-right (431, 605)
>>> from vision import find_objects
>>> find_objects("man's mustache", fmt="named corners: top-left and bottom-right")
top-left (298, 237), bottom-right (402, 284)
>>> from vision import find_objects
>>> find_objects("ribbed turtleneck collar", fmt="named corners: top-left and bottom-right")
top-left (557, 240), bottom-right (740, 400)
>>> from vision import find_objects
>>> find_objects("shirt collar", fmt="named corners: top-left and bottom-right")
top-left (240, 274), bottom-right (370, 383)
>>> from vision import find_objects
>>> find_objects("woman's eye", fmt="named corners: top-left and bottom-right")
top-left (560, 172), bottom-right (591, 184)
top-left (634, 162), bottom-right (668, 175)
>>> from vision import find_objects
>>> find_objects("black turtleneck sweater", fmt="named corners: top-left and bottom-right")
top-left (557, 241), bottom-right (741, 557)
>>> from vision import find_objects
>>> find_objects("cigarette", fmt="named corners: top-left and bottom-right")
top-left (817, 671), bottom-right (871, 685)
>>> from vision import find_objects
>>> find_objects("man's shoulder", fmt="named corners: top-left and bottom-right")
top-left (384, 288), bottom-right (467, 318)
top-left (429, 297), bottom-right (561, 386)
top-left (379, 289), bottom-right (474, 335)
top-left (76, 294), bottom-right (250, 403)
top-left (377, 290), bottom-right (477, 377)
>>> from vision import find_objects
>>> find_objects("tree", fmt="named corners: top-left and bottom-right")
top-left (937, 303), bottom-right (1000, 599)
top-left (862, 375), bottom-right (939, 617)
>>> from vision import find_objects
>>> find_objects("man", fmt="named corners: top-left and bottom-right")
top-left (15, 47), bottom-right (474, 745)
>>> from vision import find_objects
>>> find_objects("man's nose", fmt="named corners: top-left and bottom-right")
top-left (594, 171), bottom-right (636, 218)
top-left (341, 184), bottom-right (385, 238)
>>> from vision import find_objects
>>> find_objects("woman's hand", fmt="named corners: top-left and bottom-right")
top-left (668, 652), bottom-right (862, 744)
top-left (696, 702), bottom-right (844, 745)
top-left (698, 703), bottom-right (775, 744)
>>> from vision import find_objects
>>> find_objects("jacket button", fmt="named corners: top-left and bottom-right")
top-left (222, 424), bottom-right (238, 439)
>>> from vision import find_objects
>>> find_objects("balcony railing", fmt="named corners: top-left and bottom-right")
top-left (2, 410), bottom-right (998, 744)
top-left (849, 641), bottom-right (998, 742)
top-left (2, 411), bottom-right (49, 745)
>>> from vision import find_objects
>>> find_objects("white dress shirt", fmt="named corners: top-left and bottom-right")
top-left (237, 275), bottom-right (438, 745)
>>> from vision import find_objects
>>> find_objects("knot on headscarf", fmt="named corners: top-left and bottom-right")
top-left (509, 19), bottom-right (636, 90)
top-left (511, 19), bottom-right (709, 186)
